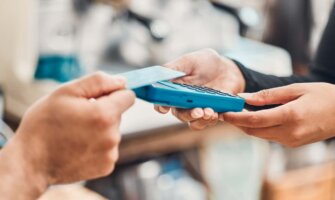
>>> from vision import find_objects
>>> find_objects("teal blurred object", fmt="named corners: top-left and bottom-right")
top-left (34, 55), bottom-right (83, 83)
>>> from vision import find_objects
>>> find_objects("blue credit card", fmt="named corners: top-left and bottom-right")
top-left (118, 66), bottom-right (186, 89)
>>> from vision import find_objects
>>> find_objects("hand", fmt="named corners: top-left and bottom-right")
top-left (155, 49), bottom-right (246, 130)
top-left (0, 72), bottom-right (135, 199)
top-left (222, 83), bottom-right (335, 147)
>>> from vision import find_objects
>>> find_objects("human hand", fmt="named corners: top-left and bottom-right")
top-left (0, 72), bottom-right (135, 199)
top-left (155, 49), bottom-right (246, 130)
top-left (222, 83), bottom-right (335, 147)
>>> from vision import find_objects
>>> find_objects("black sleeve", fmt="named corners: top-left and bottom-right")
top-left (236, 4), bottom-right (335, 93)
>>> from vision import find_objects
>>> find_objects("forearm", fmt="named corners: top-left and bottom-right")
top-left (0, 136), bottom-right (48, 199)
top-left (234, 60), bottom-right (323, 92)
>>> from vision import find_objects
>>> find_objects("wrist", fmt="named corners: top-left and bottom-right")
top-left (222, 57), bottom-right (246, 93)
top-left (0, 133), bottom-right (49, 199)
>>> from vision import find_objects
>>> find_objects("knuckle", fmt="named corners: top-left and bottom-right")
top-left (92, 72), bottom-right (109, 85)
top-left (93, 107), bottom-right (114, 127)
top-left (103, 133), bottom-right (121, 150)
top-left (110, 132), bottom-right (122, 146)
top-left (246, 115), bottom-right (261, 125)
top-left (257, 89), bottom-right (271, 103)
top-left (101, 149), bottom-right (119, 176)
top-left (125, 90), bottom-right (136, 105)
top-left (286, 130), bottom-right (304, 148)
top-left (284, 106), bottom-right (300, 122)
top-left (292, 110), bottom-right (304, 123)
top-left (52, 85), bottom-right (72, 97)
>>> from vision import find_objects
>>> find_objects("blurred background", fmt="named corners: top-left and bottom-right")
top-left (1, 0), bottom-right (335, 199)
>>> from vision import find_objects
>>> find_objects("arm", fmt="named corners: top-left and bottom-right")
top-left (155, 5), bottom-right (335, 130)
top-left (0, 72), bottom-right (135, 199)
top-left (0, 137), bottom-right (47, 199)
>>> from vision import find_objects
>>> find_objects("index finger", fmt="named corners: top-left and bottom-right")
top-left (222, 106), bottom-right (292, 128)
top-left (154, 105), bottom-right (171, 114)
top-left (98, 90), bottom-right (136, 114)
top-left (63, 72), bottom-right (126, 98)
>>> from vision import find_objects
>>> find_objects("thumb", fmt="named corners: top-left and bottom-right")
top-left (98, 90), bottom-right (136, 115)
top-left (164, 53), bottom-right (201, 84)
top-left (238, 85), bottom-right (304, 106)
top-left (63, 72), bottom-right (127, 98)
top-left (164, 56), bottom-right (193, 74)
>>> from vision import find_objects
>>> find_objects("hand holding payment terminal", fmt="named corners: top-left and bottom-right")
top-left (119, 66), bottom-right (245, 112)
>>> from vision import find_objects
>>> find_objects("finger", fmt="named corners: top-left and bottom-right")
top-left (98, 90), bottom-right (135, 114)
top-left (237, 126), bottom-right (282, 141)
top-left (189, 120), bottom-right (209, 130)
top-left (203, 108), bottom-right (215, 120)
top-left (164, 54), bottom-right (194, 74)
top-left (64, 72), bottom-right (126, 98)
top-left (219, 109), bottom-right (248, 121)
top-left (172, 108), bottom-right (204, 122)
top-left (223, 106), bottom-right (292, 128)
top-left (154, 105), bottom-right (171, 114)
top-left (164, 52), bottom-right (201, 84)
top-left (238, 84), bottom-right (304, 106)
top-left (189, 113), bottom-right (219, 130)
top-left (207, 112), bottom-right (219, 126)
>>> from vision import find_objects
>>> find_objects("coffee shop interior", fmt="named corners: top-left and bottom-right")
top-left (1, 0), bottom-right (335, 199)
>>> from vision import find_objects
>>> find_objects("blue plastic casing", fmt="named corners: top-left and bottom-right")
top-left (134, 81), bottom-right (245, 112)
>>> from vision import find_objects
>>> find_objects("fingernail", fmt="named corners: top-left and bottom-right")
top-left (204, 108), bottom-right (213, 120)
top-left (237, 93), bottom-right (252, 99)
top-left (219, 115), bottom-right (225, 121)
top-left (192, 109), bottom-right (203, 118)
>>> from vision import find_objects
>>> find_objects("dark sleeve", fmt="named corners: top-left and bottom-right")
top-left (236, 4), bottom-right (335, 93)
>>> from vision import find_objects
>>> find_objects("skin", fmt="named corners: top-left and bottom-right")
top-left (223, 83), bottom-right (335, 147)
top-left (0, 72), bottom-right (135, 199)
top-left (155, 49), bottom-right (246, 130)
top-left (155, 49), bottom-right (335, 147)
